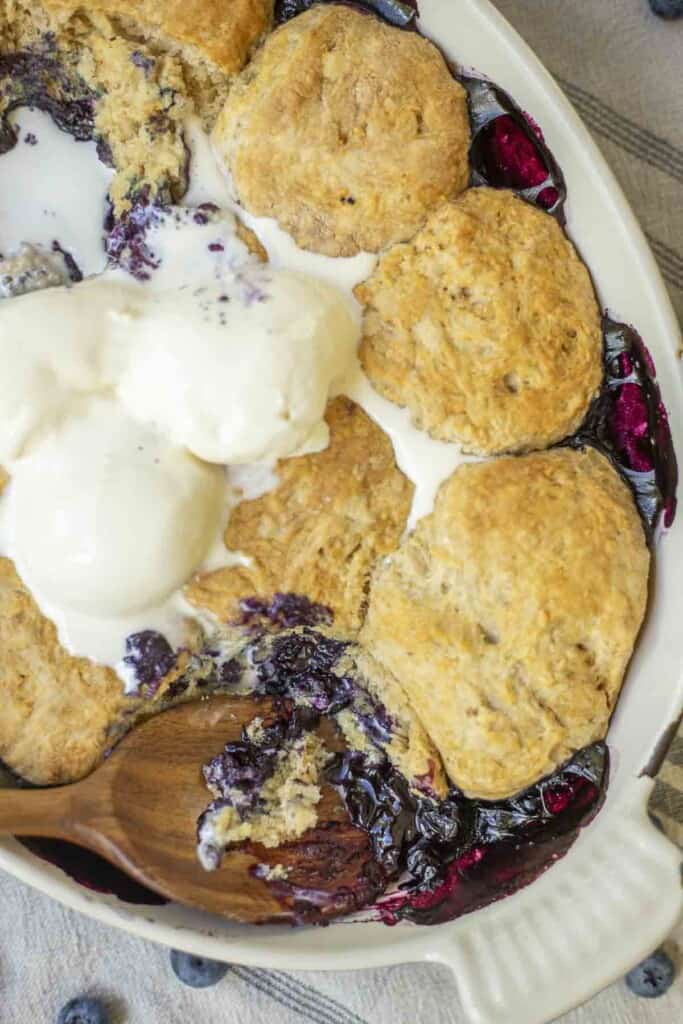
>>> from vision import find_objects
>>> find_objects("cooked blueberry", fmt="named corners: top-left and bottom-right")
top-left (649, 0), bottom-right (683, 17)
top-left (252, 629), bottom-right (347, 706)
top-left (122, 630), bottom-right (176, 693)
top-left (217, 657), bottom-right (241, 688)
top-left (625, 951), bottom-right (675, 998)
top-left (462, 75), bottom-right (566, 216)
top-left (238, 592), bottom-right (333, 630)
top-left (170, 950), bottom-right (230, 988)
top-left (56, 997), bottom-right (109, 1024)
top-left (575, 314), bottom-right (677, 533)
top-left (473, 114), bottom-right (548, 190)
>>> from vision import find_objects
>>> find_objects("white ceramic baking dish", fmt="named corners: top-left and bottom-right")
top-left (1, 2), bottom-right (681, 1022)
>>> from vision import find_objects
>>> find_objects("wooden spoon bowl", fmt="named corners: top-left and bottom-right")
top-left (0, 696), bottom-right (382, 924)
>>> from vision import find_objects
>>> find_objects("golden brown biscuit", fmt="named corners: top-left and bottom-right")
top-left (213, 4), bottom-right (470, 256)
top-left (36, 0), bottom-right (272, 78)
top-left (0, 558), bottom-right (128, 784)
top-left (361, 447), bottom-right (650, 799)
top-left (357, 188), bottom-right (604, 454)
top-left (0, 550), bottom-right (207, 784)
top-left (186, 397), bottom-right (414, 634)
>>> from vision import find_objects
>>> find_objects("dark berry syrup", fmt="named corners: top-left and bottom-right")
top-left (275, 0), bottom-right (418, 28)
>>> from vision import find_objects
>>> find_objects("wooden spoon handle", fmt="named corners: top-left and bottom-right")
top-left (0, 784), bottom-right (76, 839)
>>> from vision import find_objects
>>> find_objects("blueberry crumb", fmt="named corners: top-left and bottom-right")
top-left (625, 950), bottom-right (675, 998)
top-left (56, 997), bottom-right (109, 1024)
top-left (122, 630), bottom-right (176, 694)
top-left (170, 949), bottom-right (230, 988)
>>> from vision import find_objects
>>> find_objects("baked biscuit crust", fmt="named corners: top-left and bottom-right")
top-left (39, 0), bottom-right (273, 74)
top-left (186, 397), bottom-right (414, 633)
top-left (361, 447), bottom-right (650, 800)
top-left (0, 558), bottom-right (128, 784)
top-left (212, 4), bottom-right (470, 256)
top-left (357, 188), bottom-right (604, 454)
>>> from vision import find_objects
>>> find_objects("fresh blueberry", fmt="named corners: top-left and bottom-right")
top-left (56, 997), bottom-right (109, 1024)
top-left (170, 949), bottom-right (230, 988)
top-left (649, 0), bottom-right (683, 18)
top-left (625, 950), bottom-right (675, 998)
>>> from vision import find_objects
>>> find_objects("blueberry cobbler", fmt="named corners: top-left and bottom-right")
top-left (0, 0), bottom-right (677, 926)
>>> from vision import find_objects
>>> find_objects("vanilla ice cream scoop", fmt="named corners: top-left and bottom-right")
top-left (0, 278), bottom-right (135, 464)
top-left (3, 400), bottom-right (225, 616)
top-left (0, 266), bottom-right (359, 468)
top-left (116, 268), bottom-right (359, 464)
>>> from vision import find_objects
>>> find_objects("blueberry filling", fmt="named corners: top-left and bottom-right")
top-left (0, 46), bottom-right (97, 156)
top-left (372, 743), bottom-right (607, 925)
top-left (237, 592), bottom-right (333, 630)
top-left (249, 628), bottom-right (351, 709)
top-left (203, 701), bottom-right (318, 810)
top-left (192, 627), bottom-right (608, 926)
top-left (122, 630), bottom-right (177, 696)
top-left (462, 76), bottom-right (566, 217)
top-left (572, 316), bottom-right (678, 532)
top-left (275, 0), bottom-right (418, 28)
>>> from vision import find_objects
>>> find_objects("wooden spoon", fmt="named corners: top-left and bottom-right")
top-left (0, 696), bottom-right (381, 924)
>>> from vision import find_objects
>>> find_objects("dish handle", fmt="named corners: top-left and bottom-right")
top-left (426, 777), bottom-right (682, 1024)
